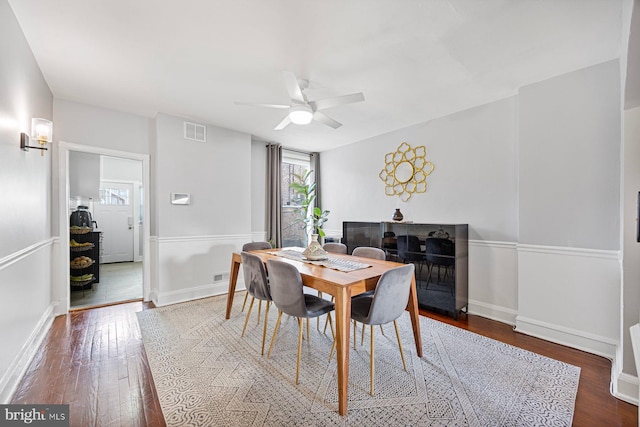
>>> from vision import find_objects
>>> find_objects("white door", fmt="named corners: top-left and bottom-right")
top-left (94, 182), bottom-right (134, 263)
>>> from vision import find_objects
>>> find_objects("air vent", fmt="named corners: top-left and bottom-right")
top-left (184, 121), bottom-right (206, 142)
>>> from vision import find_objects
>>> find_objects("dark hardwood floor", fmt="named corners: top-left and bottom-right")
top-left (11, 299), bottom-right (639, 426)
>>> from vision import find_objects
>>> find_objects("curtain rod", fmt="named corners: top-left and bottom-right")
top-left (265, 144), bottom-right (317, 156)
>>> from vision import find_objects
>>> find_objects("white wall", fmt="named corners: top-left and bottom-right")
top-left (69, 151), bottom-right (100, 199)
top-left (623, 106), bottom-right (640, 389)
top-left (322, 96), bottom-right (520, 323)
top-left (102, 156), bottom-right (143, 182)
top-left (322, 60), bottom-right (633, 403)
top-left (515, 60), bottom-right (622, 362)
top-left (321, 96), bottom-right (518, 242)
top-left (0, 0), bottom-right (55, 402)
top-left (518, 60), bottom-right (621, 250)
top-left (53, 99), bottom-right (150, 155)
top-left (151, 113), bottom-right (253, 306)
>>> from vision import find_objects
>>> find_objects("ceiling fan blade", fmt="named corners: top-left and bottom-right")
top-left (274, 115), bottom-right (292, 131)
top-left (313, 112), bottom-right (342, 129)
top-left (234, 101), bottom-right (289, 109)
top-left (283, 71), bottom-right (305, 103)
top-left (309, 92), bottom-right (365, 111)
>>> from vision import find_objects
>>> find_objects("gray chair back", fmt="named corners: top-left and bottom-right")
top-left (266, 259), bottom-right (308, 317)
top-left (425, 238), bottom-right (455, 267)
top-left (241, 252), bottom-right (271, 301)
top-left (396, 235), bottom-right (424, 262)
top-left (323, 242), bottom-right (347, 254)
top-left (366, 264), bottom-right (415, 325)
top-left (352, 246), bottom-right (386, 260)
top-left (242, 241), bottom-right (272, 251)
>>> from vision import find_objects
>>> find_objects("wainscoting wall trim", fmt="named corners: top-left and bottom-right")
top-left (467, 299), bottom-right (518, 326)
top-left (468, 239), bottom-right (517, 250)
top-left (0, 238), bottom-right (55, 270)
top-left (151, 234), bottom-right (250, 307)
top-left (517, 243), bottom-right (620, 259)
top-left (0, 304), bottom-right (55, 404)
top-left (515, 315), bottom-right (618, 359)
top-left (516, 244), bottom-right (620, 360)
top-left (154, 234), bottom-right (252, 243)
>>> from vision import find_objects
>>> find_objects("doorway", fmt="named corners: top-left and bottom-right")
top-left (95, 182), bottom-right (135, 263)
top-left (59, 142), bottom-right (150, 312)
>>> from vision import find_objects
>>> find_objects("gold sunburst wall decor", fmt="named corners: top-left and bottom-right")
top-left (378, 142), bottom-right (434, 202)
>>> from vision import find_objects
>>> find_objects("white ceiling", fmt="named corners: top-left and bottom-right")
top-left (9, 0), bottom-right (624, 152)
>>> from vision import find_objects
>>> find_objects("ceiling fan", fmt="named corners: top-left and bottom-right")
top-left (235, 71), bottom-right (365, 130)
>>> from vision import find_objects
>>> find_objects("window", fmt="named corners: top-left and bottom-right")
top-left (281, 150), bottom-right (311, 247)
top-left (99, 187), bottom-right (130, 205)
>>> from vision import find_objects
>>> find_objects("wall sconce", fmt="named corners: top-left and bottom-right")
top-left (20, 118), bottom-right (53, 156)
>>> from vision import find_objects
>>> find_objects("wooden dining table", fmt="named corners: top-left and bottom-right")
top-left (224, 248), bottom-right (423, 416)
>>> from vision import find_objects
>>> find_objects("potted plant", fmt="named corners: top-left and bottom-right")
top-left (291, 170), bottom-right (330, 259)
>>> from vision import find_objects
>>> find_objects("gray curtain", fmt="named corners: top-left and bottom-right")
top-left (310, 152), bottom-right (321, 210)
top-left (267, 143), bottom-right (282, 248)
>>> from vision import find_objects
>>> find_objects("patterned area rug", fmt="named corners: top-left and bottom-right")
top-left (137, 295), bottom-right (580, 426)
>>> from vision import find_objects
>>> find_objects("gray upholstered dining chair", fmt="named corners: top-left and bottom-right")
top-left (241, 241), bottom-right (272, 312)
top-left (350, 246), bottom-right (387, 343)
top-left (352, 246), bottom-right (386, 260)
top-left (266, 259), bottom-right (335, 384)
top-left (345, 263), bottom-right (415, 396)
top-left (240, 252), bottom-right (273, 355)
top-left (323, 242), bottom-right (347, 254)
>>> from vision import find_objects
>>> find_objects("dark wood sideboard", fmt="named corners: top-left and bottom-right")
top-left (342, 221), bottom-right (468, 319)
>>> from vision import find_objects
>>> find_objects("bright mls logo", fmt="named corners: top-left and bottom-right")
top-left (0, 405), bottom-right (69, 426)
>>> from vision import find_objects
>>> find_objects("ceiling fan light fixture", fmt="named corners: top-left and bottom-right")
top-left (288, 104), bottom-right (313, 125)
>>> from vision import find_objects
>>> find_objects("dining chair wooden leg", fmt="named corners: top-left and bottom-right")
top-left (241, 297), bottom-right (255, 337)
top-left (322, 296), bottom-right (335, 334)
top-left (360, 322), bottom-right (385, 345)
top-left (261, 301), bottom-right (270, 356)
top-left (353, 320), bottom-right (357, 350)
top-left (370, 324), bottom-right (375, 396)
top-left (393, 320), bottom-right (407, 371)
top-left (267, 310), bottom-right (283, 358)
top-left (296, 317), bottom-right (303, 385)
top-left (306, 318), bottom-right (310, 343)
top-left (257, 300), bottom-right (262, 325)
top-left (241, 291), bottom-right (249, 312)
top-left (327, 314), bottom-right (336, 362)
top-left (317, 292), bottom-right (323, 330)
top-left (327, 313), bottom-right (335, 339)
top-left (329, 338), bottom-right (336, 362)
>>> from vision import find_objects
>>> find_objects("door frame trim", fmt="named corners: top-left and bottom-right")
top-left (57, 141), bottom-right (151, 313)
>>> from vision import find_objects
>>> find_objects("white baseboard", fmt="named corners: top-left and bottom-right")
top-left (152, 280), bottom-right (246, 307)
top-left (515, 315), bottom-right (618, 360)
top-left (0, 304), bottom-right (55, 404)
top-left (468, 299), bottom-right (517, 326)
top-left (612, 372), bottom-right (639, 405)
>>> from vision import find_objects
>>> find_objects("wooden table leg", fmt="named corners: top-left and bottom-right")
top-left (225, 255), bottom-right (241, 319)
top-left (334, 287), bottom-right (351, 416)
top-left (407, 275), bottom-right (423, 357)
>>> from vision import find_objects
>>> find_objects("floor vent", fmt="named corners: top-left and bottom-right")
top-left (184, 121), bottom-right (206, 142)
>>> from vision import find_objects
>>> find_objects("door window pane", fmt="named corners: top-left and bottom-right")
top-left (99, 188), bottom-right (130, 205)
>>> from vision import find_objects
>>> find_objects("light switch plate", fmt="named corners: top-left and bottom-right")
top-left (170, 193), bottom-right (190, 205)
